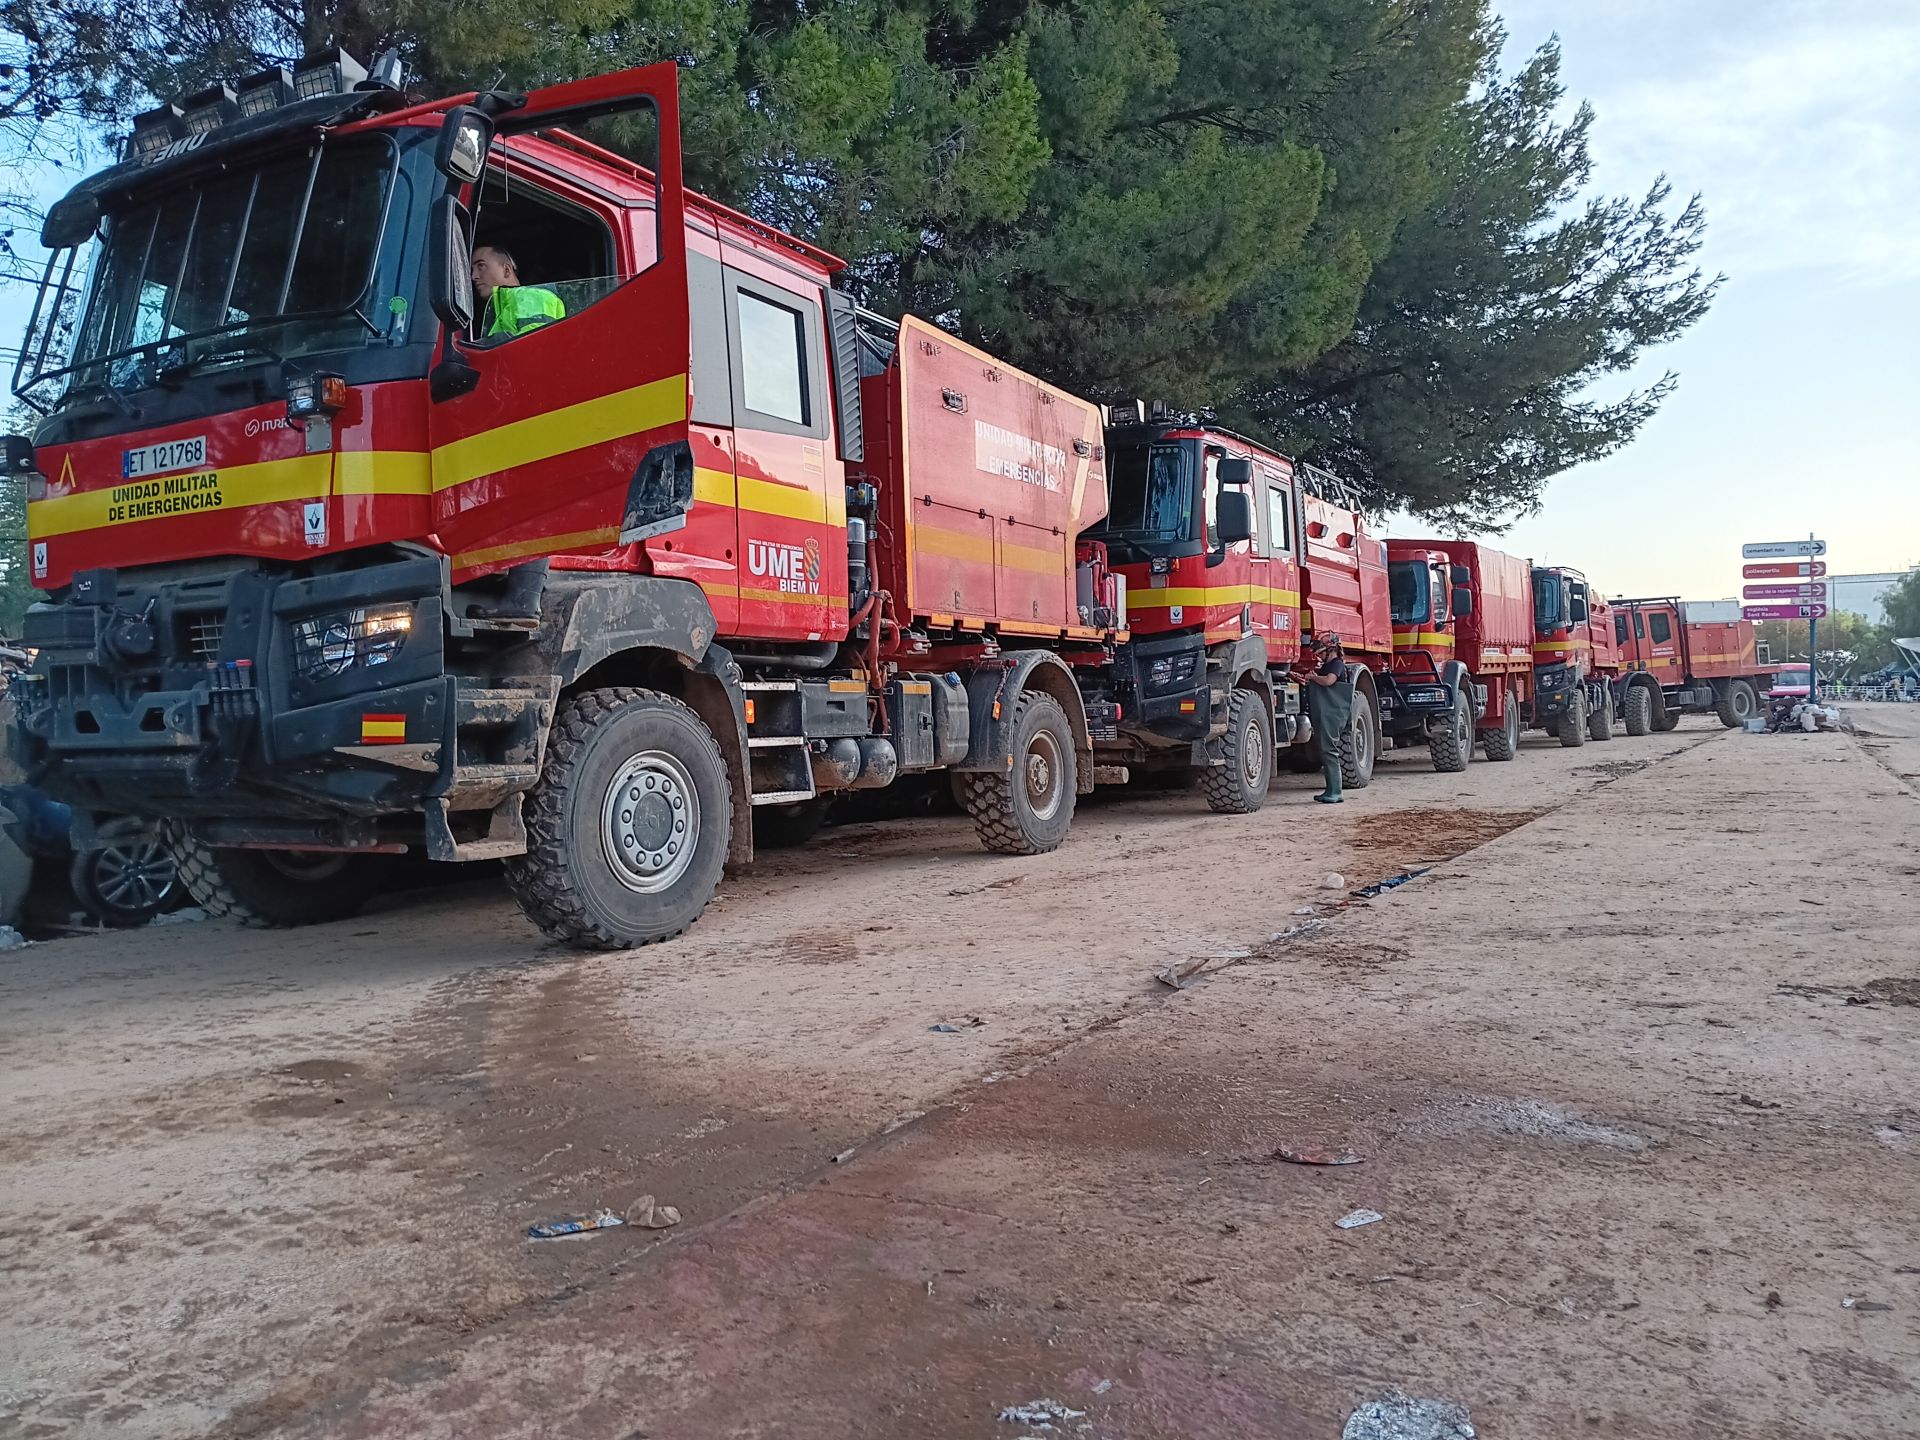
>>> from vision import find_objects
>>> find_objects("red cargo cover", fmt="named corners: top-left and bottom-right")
top-left (1300, 489), bottom-right (1390, 656)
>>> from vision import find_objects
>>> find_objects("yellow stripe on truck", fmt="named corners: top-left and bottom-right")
top-left (1127, 585), bottom-right (1302, 611)
top-left (28, 453), bottom-right (333, 538)
top-left (431, 374), bottom-right (687, 492)
top-left (1393, 631), bottom-right (1455, 648)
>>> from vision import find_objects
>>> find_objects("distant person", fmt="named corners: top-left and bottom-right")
top-left (1294, 633), bottom-right (1352, 804)
top-left (471, 245), bottom-right (564, 338)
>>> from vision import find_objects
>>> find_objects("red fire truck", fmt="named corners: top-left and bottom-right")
top-left (1380, 539), bottom-right (1535, 770)
top-left (1083, 412), bottom-right (1390, 808)
top-left (5, 58), bottom-right (1129, 947)
top-left (1609, 598), bottom-right (1773, 730)
top-left (1528, 564), bottom-right (1622, 747)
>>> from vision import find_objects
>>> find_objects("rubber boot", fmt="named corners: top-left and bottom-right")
top-left (1315, 752), bottom-right (1343, 804)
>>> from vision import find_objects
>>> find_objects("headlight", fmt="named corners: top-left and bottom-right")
top-left (1145, 650), bottom-right (1200, 691)
top-left (1406, 687), bottom-right (1448, 705)
top-left (291, 605), bottom-right (413, 681)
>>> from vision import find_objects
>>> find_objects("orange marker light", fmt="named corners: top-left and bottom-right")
top-left (744, 698), bottom-right (756, 725)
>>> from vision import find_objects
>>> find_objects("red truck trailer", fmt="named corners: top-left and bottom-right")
top-left (1380, 539), bottom-right (1534, 770)
top-left (6, 58), bottom-right (1127, 947)
top-left (1610, 598), bottom-right (1775, 730)
top-left (1529, 565), bottom-right (1624, 747)
top-left (1082, 412), bottom-right (1391, 808)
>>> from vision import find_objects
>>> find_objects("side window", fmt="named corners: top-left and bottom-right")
top-left (1650, 612), bottom-right (1673, 643)
top-left (1634, 612), bottom-right (1645, 639)
top-left (1265, 473), bottom-right (1292, 554)
top-left (469, 164), bottom-right (620, 344)
top-left (1615, 614), bottom-right (1628, 645)
top-left (738, 291), bottom-right (808, 425)
top-left (726, 272), bottom-right (828, 439)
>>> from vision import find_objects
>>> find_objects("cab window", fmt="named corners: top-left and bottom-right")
top-left (1263, 471), bottom-right (1292, 555)
top-left (1649, 612), bottom-right (1673, 643)
top-left (469, 166), bottom-right (619, 343)
top-left (727, 272), bottom-right (828, 439)
top-left (1615, 614), bottom-right (1628, 645)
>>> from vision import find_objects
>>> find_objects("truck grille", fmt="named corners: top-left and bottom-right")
top-left (187, 614), bottom-right (225, 662)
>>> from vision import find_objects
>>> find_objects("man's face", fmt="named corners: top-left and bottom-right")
top-left (471, 248), bottom-right (516, 301)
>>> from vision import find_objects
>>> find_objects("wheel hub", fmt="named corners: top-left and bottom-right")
top-left (1241, 720), bottom-right (1264, 787)
top-left (603, 751), bottom-right (699, 893)
top-left (1025, 731), bottom-right (1064, 821)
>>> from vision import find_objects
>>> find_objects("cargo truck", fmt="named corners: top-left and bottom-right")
top-left (1528, 564), bottom-right (1622, 747)
top-left (1379, 539), bottom-right (1535, 770)
top-left (1081, 413), bottom-right (1391, 809)
top-left (1609, 598), bottom-right (1775, 730)
top-left (5, 58), bottom-right (1129, 947)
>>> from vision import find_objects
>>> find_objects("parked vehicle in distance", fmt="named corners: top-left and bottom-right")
top-left (1610, 598), bottom-right (1775, 730)
top-left (1768, 662), bottom-right (1812, 701)
top-left (1528, 565), bottom-right (1621, 747)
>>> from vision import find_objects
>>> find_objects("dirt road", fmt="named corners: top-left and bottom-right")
top-left (2, 712), bottom-right (1915, 1438)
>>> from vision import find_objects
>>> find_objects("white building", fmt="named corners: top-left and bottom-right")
top-left (1822, 570), bottom-right (1915, 625)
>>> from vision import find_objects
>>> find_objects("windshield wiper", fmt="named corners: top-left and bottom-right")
top-left (155, 342), bottom-right (284, 387)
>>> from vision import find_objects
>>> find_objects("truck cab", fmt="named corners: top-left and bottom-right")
top-left (1379, 543), bottom-right (1478, 769)
top-left (1530, 565), bottom-right (1619, 746)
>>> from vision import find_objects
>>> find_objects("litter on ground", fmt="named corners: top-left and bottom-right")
top-left (1342, 1392), bottom-right (1476, 1439)
top-left (1335, 1208), bottom-right (1386, 1229)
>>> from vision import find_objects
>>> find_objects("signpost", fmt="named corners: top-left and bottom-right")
top-left (1740, 535), bottom-right (1826, 698)
top-left (1742, 603), bottom-right (1828, 621)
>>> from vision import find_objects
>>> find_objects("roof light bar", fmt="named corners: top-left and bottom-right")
top-left (235, 66), bottom-right (295, 117)
top-left (292, 47), bottom-right (368, 100)
top-left (181, 82), bottom-right (239, 136)
top-left (127, 102), bottom-right (186, 163)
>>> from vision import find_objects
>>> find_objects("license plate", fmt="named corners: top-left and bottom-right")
top-left (122, 434), bottom-right (207, 480)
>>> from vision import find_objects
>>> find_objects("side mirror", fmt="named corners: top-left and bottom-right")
top-left (40, 193), bottom-right (102, 249)
top-left (427, 193), bottom-right (475, 333)
top-left (1450, 564), bottom-right (1470, 586)
top-left (1216, 490), bottom-right (1254, 546)
top-left (435, 106), bottom-right (495, 185)
top-left (1216, 456), bottom-right (1253, 487)
top-left (1451, 586), bottom-right (1473, 617)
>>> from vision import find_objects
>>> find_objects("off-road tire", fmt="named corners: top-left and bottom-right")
top-left (1652, 705), bottom-right (1681, 731)
top-left (1339, 691), bottom-right (1378, 789)
top-left (958, 690), bottom-right (1077, 855)
top-left (1623, 685), bottom-right (1653, 737)
top-left (506, 687), bottom-right (731, 949)
top-left (1481, 685), bottom-right (1521, 762)
top-left (161, 823), bottom-right (378, 927)
top-left (1428, 688), bottom-right (1473, 773)
top-left (1203, 688), bottom-right (1273, 814)
top-left (1587, 685), bottom-right (1615, 741)
top-left (1714, 679), bottom-right (1758, 728)
top-left (1558, 691), bottom-right (1588, 748)
top-left (752, 799), bottom-right (829, 850)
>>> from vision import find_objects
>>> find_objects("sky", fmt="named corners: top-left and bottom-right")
top-left (5, 1), bottom-right (1917, 605)
top-left (1383, 0), bottom-right (1920, 601)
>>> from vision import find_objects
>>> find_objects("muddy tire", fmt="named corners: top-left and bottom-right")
top-left (506, 687), bottom-right (731, 949)
top-left (1623, 684), bottom-right (1653, 737)
top-left (1715, 679), bottom-right (1758, 728)
top-left (1558, 690), bottom-right (1587, 748)
top-left (1652, 701), bottom-right (1681, 731)
top-left (162, 824), bottom-right (378, 927)
top-left (1340, 690), bottom-right (1378, 789)
top-left (958, 691), bottom-right (1076, 855)
top-left (1428, 688), bottom-right (1473, 773)
top-left (1482, 685), bottom-right (1521, 762)
top-left (1203, 688), bottom-right (1273, 814)
top-left (1587, 685), bottom-right (1615, 742)
top-left (752, 799), bottom-right (829, 850)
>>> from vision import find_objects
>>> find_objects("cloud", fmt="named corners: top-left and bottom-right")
top-left (1499, 0), bottom-right (1920, 284)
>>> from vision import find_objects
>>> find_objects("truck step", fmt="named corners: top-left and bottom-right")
top-left (751, 788), bottom-right (816, 806)
top-left (740, 680), bottom-right (801, 692)
top-left (747, 735), bottom-right (808, 749)
top-left (424, 793), bottom-right (529, 862)
top-left (455, 686), bottom-right (553, 726)
top-left (441, 763), bottom-right (540, 811)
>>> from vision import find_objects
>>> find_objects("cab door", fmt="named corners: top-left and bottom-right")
top-left (426, 64), bottom-right (692, 582)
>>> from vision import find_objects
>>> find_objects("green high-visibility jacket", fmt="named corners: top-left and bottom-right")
top-left (483, 284), bottom-right (565, 337)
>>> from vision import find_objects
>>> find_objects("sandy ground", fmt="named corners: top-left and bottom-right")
top-left (1, 710), bottom-right (1914, 1438)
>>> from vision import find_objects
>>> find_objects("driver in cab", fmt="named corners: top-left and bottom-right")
top-left (471, 244), bottom-right (564, 338)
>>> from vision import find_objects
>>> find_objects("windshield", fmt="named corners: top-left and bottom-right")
top-left (37, 138), bottom-right (407, 397)
top-left (1102, 443), bottom-right (1194, 545)
top-left (1533, 572), bottom-right (1564, 629)
top-left (1389, 561), bottom-right (1430, 624)
top-left (1778, 664), bottom-right (1810, 680)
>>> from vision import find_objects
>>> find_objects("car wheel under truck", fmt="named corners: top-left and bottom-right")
top-left (506, 687), bottom-right (731, 950)
top-left (1203, 689), bottom-right (1274, 814)
top-left (958, 691), bottom-right (1077, 855)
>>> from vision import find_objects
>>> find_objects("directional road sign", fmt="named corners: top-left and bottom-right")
top-left (1742, 561), bottom-right (1827, 580)
top-left (1743, 583), bottom-right (1827, 601)
top-left (1743, 603), bottom-right (1828, 621)
top-left (1742, 539), bottom-right (1827, 559)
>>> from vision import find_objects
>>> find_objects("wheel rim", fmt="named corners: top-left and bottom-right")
top-left (602, 749), bottom-right (700, 894)
top-left (1733, 686), bottom-right (1754, 719)
top-left (1350, 711), bottom-right (1373, 772)
top-left (1241, 717), bottom-right (1265, 788)
top-left (1025, 728), bottom-right (1065, 822)
top-left (93, 840), bottom-right (176, 912)
top-left (1506, 694), bottom-right (1520, 744)
top-left (264, 852), bottom-right (349, 882)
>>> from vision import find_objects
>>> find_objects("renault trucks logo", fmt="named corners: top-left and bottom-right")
top-left (747, 537), bottom-right (822, 595)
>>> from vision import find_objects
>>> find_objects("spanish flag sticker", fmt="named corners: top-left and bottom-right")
top-left (360, 713), bottom-right (407, 745)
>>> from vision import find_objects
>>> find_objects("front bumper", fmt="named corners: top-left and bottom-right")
top-left (12, 556), bottom-right (453, 821)
top-left (1112, 630), bottom-right (1210, 743)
